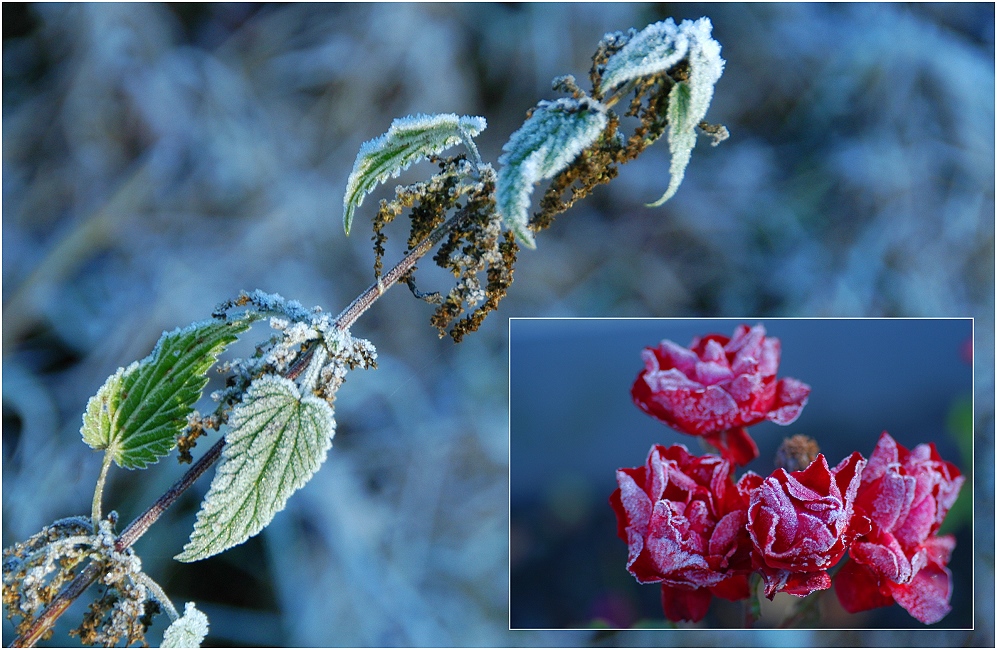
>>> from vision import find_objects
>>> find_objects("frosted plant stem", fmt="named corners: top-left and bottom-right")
top-left (91, 453), bottom-right (113, 532)
top-left (10, 561), bottom-right (101, 648)
top-left (334, 206), bottom-right (469, 330)
top-left (10, 199), bottom-right (470, 648)
top-left (114, 438), bottom-right (226, 553)
top-left (133, 572), bottom-right (179, 621)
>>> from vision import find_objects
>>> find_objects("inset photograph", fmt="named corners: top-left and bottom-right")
top-left (509, 318), bottom-right (972, 630)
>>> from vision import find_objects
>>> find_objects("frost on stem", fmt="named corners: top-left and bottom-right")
top-left (2, 516), bottom-right (180, 647)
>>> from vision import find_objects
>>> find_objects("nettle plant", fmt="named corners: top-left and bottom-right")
top-left (4, 17), bottom-right (728, 648)
top-left (612, 324), bottom-right (965, 627)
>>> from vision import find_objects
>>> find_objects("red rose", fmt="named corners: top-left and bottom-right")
top-left (834, 432), bottom-right (964, 624)
top-left (610, 444), bottom-right (756, 622)
top-left (630, 324), bottom-right (810, 465)
top-left (747, 452), bottom-right (865, 598)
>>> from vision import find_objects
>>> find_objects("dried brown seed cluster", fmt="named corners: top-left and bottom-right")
top-left (176, 411), bottom-right (220, 464)
top-left (3, 517), bottom-right (93, 640)
top-left (3, 516), bottom-right (161, 647)
top-left (774, 434), bottom-right (821, 472)
top-left (371, 157), bottom-right (518, 343)
top-left (530, 47), bottom-right (677, 236)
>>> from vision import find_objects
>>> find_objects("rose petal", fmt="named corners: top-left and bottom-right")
top-left (660, 584), bottom-right (712, 623)
top-left (890, 562), bottom-right (953, 625)
top-left (710, 573), bottom-right (750, 601)
top-left (834, 559), bottom-right (895, 614)
top-left (851, 533), bottom-right (912, 584)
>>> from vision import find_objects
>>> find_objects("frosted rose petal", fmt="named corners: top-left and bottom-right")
top-left (890, 563), bottom-right (952, 625)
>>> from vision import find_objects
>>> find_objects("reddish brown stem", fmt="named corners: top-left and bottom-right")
top-left (10, 202), bottom-right (468, 648)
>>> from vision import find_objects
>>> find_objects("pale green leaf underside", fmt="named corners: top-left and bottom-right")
top-left (647, 18), bottom-right (725, 207)
top-left (343, 113), bottom-right (486, 235)
top-left (162, 602), bottom-right (209, 648)
top-left (81, 316), bottom-right (256, 469)
top-left (496, 98), bottom-right (608, 249)
top-left (650, 80), bottom-right (696, 206)
top-left (176, 375), bottom-right (335, 562)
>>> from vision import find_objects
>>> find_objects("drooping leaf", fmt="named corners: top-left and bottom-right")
top-left (496, 97), bottom-right (608, 248)
top-left (343, 113), bottom-right (487, 235)
top-left (162, 602), bottom-right (209, 648)
top-left (81, 316), bottom-right (257, 469)
top-left (599, 18), bottom-right (690, 94)
top-left (648, 18), bottom-right (725, 206)
top-left (176, 375), bottom-right (335, 562)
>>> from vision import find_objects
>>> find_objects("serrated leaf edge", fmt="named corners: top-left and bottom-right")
top-left (80, 317), bottom-right (256, 470)
top-left (175, 374), bottom-right (335, 562)
top-left (343, 113), bottom-right (487, 235)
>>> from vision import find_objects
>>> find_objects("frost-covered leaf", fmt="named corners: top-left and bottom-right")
top-left (81, 316), bottom-right (257, 469)
top-left (496, 97), bottom-right (608, 248)
top-left (343, 113), bottom-right (486, 235)
top-left (599, 18), bottom-right (690, 94)
top-left (176, 375), bottom-right (335, 562)
top-left (162, 602), bottom-right (209, 648)
top-left (648, 18), bottom-right (725, 206)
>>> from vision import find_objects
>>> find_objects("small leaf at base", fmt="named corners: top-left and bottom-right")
top-left (162, 602), bottom-right (209, 648)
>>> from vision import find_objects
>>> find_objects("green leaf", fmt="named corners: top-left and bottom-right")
top-left (81, 316), bottom-right (256, 469)
top-left (496, 97), bottom-right (608, 249)
top-left (648, 18), bottom-right (725, 206)
top-left (343, 113), bottom-right (487, 235)
top-left (176, 374), bottom-right (335, 562)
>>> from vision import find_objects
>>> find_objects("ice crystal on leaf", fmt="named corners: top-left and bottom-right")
top-left (597, 17), bottom-right (726, 207)
top-left (162, 602), bottom-right (209, 648)
top-left (176, 374), bottom-right (336, 562)
top-left (599, 18), bottom-right (690, 94)
top-left (650, 18), bottom-right (725, 206)
top-left (80, 316), bottom-right (258, 469)
top-left (343, 113), bottom-right (487, 235)
top-left (496, 97), bottom-right (608, 248)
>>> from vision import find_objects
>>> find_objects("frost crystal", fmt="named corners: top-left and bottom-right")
top-left (496, 97), bottom-right (608, 248)
top-left (343, 113), bottom-right (487, 235)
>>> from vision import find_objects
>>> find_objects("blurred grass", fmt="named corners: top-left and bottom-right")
top-left (3, 3), bottom-right (994, 647)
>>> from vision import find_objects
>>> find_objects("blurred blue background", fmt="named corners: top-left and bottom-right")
top-left (510, 318), bottom-right (973, 629)
top-left (3, 2), bottom-right (993, 647)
